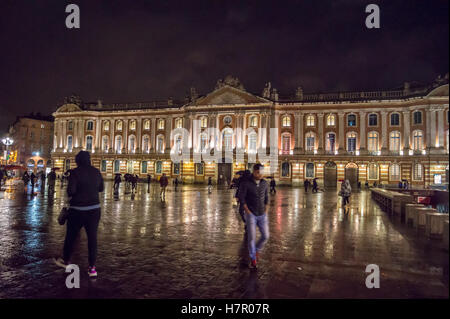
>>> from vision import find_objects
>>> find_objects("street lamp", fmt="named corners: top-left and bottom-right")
top-left (2, 137), bottom-right (14, 164)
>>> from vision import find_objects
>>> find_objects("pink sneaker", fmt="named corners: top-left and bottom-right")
top-left (88, 266), bottom-right (97, 278)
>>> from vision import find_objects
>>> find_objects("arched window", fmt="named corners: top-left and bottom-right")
top-left (102, 136), bottom-right (109, 152)
top-left (128, 135), bottom-right (136, 152)
top-left (200, 133), bottom-right (208, 152)
top-left (368, 131), bottom-right (379, 152)
top-left (347, 132), bottom-right (357, 152)
top-left (389, 131), bottom-right (401, 152)
top-left (116, 120), bottom-right (123, 131)
top-left (281, 162), bottom-right (290, 177)
top-left (200, 117), bottom-right (208, 128)
top-left (248, 132), bottom-right (258, 153)
top-left (142, 135), bottom-right (150, 153)
top-left (390, 113), bottom-right (400, 126)
top-left (86, 136), bottom-right (93, 151)
top-left (114, 160), bottom-right (120, 173)
top-left (155, 161), bottom-right (163, 174)
top-left (368, 163), bottom-right (378, 180)
top-left (305, 132), bottom-right (315, 151)
top-left (281, 133), bottom-right (291, 154)
top-left (305, 163), bottom-right (315, 178)
top-left (115, 135), bottom-right (122, 153)
top-left (143, 119), bottom-right (150, 130)
top-left (129, 120), bottom-right (136, 131)
top-left (413, 130), bottom-right (423, 150)
top-left (413, 163), bottom-right (423, 180)
top-left (156, 135), bottom-right (165, 153)
top-left (326, 114), bottom-right (335, 126)
top-left (103, 121), bottom-right (110, 131)
top-left (368, 114), bottom-right (378, 126)
top-left (223, 128), bottom-right (233, 151)
top-left (282, 115), bottom-right (291, 127)
top-left (325, 132), bottom-right (336, 152)
top-left (347, 114), bottom-right (357, 127)
top-left (195, 162), bottom-right (204, 176)
top-left (175, 118), bottom-right (183, 128)
top-left (87, 121), bottom-right (94, 131)
top-left (306, 115), bottom-right (315, 127)
top-left (390, 164), bottom-right (401, 181)
top-left (413, 111), bottom-right (422, 125)
top-left (67, 135), bottom-right (73, 151)
top-left (157, 119), bottom-right (165, 130)
top-left (249, 115), bottom-right (258, 127)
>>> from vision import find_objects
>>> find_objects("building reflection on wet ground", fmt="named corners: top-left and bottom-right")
top-left (0, 181), bottom-right (448, 298)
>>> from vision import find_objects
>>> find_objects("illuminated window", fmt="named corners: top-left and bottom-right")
top-left (158, 119), bottom-right (165, 130)
top-left (413, 163), bottom-right (423, 180)
top-left (281, 162), bottom-right (290, 177)
top-left (200, 134), bottom-right (208, 152)
top-left (195, 162), bottom-right (204, 176)
top-left (115, 136), bottom-right (122, 152)
top-left (200, 117), bottom-right (208, 128)
top-left (156, 135), bottom-right (164, 153)
top-left (389, 131), bottom-right (401, 152)
top-left (143, 120), bottom-right (150, 130)
top-left (347, 132), bottom-right (357, 152)
top-left (325, 133), bottom-right (336, 152)
top-left (368, 131), bottom-right (379, 152)
top-left (155, 161), bottom-right (162, 174)
top-left (142, 136), bottom-right (150, 153)
top-left (141, 161), bottom-right (148, 174)
top-left (116, 121), bottom-right (123, 131)
top-left (249, 115), bottom-right (258, 127)
top-left (102, 136), bottom-right (109, 151)
top-left (306, 115), bottom-right (315, 127)
top-left (175, 118), bottom-right (183, 128)
top-left (368, 163), bottom-right (378, 180)
top-left (326, 114), bottom-right (335, 126)
top-left (67, 136), bottom-right (73, 150)
top-left (175, 135), bottom-right (182, 154)
top-left (103, 121), bottom-right (110, 131)
top-left (347, 114), bottom-right (356, 127)
top-left (223, 128), bottom-right (233, 151)
top-left (114, 160), bottom-right (120, 173)
top-left (413, 130), bottom-right (423, 150)
top-left (305, 163), bottom-right (314, 178)
top-left (282, 116), bottom-right (291, 127)
top-left (68, 121), bottom-right (73, 131)
top-left (86, 136), bottom-right (93, 151)
top-left (128, 135), bottom-right (136, 152)
top-left (305, 132), bottom-right (315, 151)
top-left (390, 164), bottom-right (401, 181)
top-left (249, 133), bottom-right (257, 153)
top-left (281, 134), bottom-right (290, 154)
top-left (129, 120), bottom-right (136, 131)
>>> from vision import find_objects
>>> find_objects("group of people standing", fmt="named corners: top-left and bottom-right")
top-left (303, 178), bottom-right (319, 193)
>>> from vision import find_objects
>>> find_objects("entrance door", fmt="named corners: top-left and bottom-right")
top-left (345, 163), bottom-right (358, 189)
top-left (218, 163), bottom-right (232, 186)
top-left (324, 161), bottom-right (337, 188)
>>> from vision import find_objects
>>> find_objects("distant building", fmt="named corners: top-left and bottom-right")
top-left (51, 75), bottom-right (449, 187)
top-left (9, 113), bottom-right (54, 173)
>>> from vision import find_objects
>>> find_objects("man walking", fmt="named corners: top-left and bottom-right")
top-left (207, 176), bottom-right (213, 194)
top-left (48, 169), bottom-right (56, 194)
top-left (238, 164), bottom-right (270, 269)
top-left (304, 179), bottom-right (310, 193)
top-left (159, 173), bottom-right (168, 200)
top-left (147, 174), bottom-right (152, 193)
top-left (54, 151), bottom-right (104, 278)
top-left (312, 178), bottom-right (318, 193)
top-left (269, 177), bottom-right (276, 194)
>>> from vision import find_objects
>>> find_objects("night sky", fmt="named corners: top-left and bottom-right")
top-left (0, 0), bottom-right (448, 134)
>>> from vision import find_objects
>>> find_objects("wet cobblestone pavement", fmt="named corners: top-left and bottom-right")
top-left (0, 181), bottom-right (448, 299)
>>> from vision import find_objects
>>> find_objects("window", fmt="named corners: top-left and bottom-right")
top-left (102, 136), bottom-right (109, 152)
top-left (41, 124), bottom-right (45, 129)
top-left (116, 121), bottom-right (123, 131)
top-left (103, 121), bottom-right (110, 131)
top-left (390, 113), bottom-right (400, 126)
top-left (282, 116), bottom-right (291, 127)
top-left (389, 131), bottom-right (401, 152)
top-left (223, 129), bottom-right (233, 151)
top-left (195, 162), bottom-right (204, 175)
top-left (413, 163), bottom-right (423, 180)
top-left (158, 119), bottom-right (165, 130)
top-left (175, 135), bottom-right (182, 154)
top-left (368, 114), bottom-right (378, 126)
top-left (249, 133), bottom-right (257, 153)
top-left (173, 163), bottom-right (180, 175)
top-left (67, 135), bottom-right (73, 151)
top-left (249, 115), bottom-right (258, 127)
top-left (68, 121), bottom-right (73, 131)
top-left (305, 163), bottom-right (314, 178)
top-left (86, 136), bottom-right (93, 151)
top-left (306, 115), bottom-right (315, 127)
top-left (200, 117), bottom-right (208, 128)
top-left (101, 160), bottom-right (107, 173)
top-left (325, 133), bottom-right (336, 152)
top-left (115, 136), bottom-right (122, 153)
top-left (128, 135), bottom-right (136, 152)
top-left (413, 130), bottom-right (423, 151)
top-left (142, 136), bottom-right (150, 153)
top-left (413, 111), bottom-right (422, 125)
top-left (368, 163), bottom-right (378, 180)
top-left (143, 120), bottom-right (150, 130)
top-left (175, 118), bottom-right (183, 128)
top-left (87, 121), bottom-right (94, 131)
top-left (347, 132), bottom-right (357, 152)
top-left (281, 162), bottom-right (290, 177)
top-left (326, 114), bottom-right (335, 126)
top-left (305, 132), bottom-right (315, 151)
top-left (129, 120), bottom-right (136, 130)
top-left (347, 114), bottom-right (356, 127)
top-left (156, 135), bottom-right (164, 153)
top-left (368, 132), bottom-right (379, 152)
top-left (114, 160), bottom-right (120, 173)
top-left (390, 164), bottom-right (400, 181)
top-left (200, 134), bottom-right (208, 152)
top-left (281, 134), bottom-right (290, 154)
top-left (141, 161), bottom-right (148, 174)
top-left (155, 161), bottom-right (162, 174)
top-left (65, 159), bottom-right (71, 172)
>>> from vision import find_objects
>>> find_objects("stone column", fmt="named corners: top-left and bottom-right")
top-left (317, 113), bottom-right (324, 153)
top-left (299, 114), bottom-right (304, 153)
top-left (62, 120), bottom-right (67, 150)
top-left (426, 110), bottom-right (431, 149)
top-left (165, 116), bottom-right (172, 152)
top-left (79, 119), bottom-right (85, 149)
top-left (381, 111), bottom-right (388, 154)
top-left (150, 118), bottom-right (156, 153)
top-left (338, 113), bottom-right (345, 151)
top-left (437, 108), bottom-right (445, 149)
top-left (430, 109), bottom-right (437, 149)
top-left (123, 119), bottom-right (128, 153)
top-left (136, 117), bottom-right (142, 153)
top-left (359, 111), bottom-right (366, 153)
top-left (294, 114), bottom-right (302, 154)
top-left (109, 119), bottom-right (115, 153)
top-left (95, 118), bottom-right (101, 152)
top-left (402, 111), bottom-right (410, 151)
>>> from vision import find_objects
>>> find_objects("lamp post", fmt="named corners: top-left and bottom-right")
top-left (1, 137), bottom-right (14, 165)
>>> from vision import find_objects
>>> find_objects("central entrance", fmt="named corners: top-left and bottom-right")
top-left (217, 162), bottom-right (232, 186)
top-left (345, 163), bottom-right (359, 189)
top-left (324, 161), bottom-right (337, 188)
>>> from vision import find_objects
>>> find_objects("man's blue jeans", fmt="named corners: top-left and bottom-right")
top-left (246, 212), bottom-right (269, 260)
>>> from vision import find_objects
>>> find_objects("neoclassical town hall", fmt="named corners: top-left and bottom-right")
top-left (51, 75), bottom-right (449, 187)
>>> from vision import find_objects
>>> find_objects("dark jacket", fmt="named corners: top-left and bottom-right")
top-left (160, 175), bottom-right (168, 187)
top-left (67, 151), bottom-right (104, 207)
top-left (238, 177), bottom-right (269, 216)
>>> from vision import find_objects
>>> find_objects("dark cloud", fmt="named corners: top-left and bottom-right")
top-left (0, 0), bottom-right (448, 134)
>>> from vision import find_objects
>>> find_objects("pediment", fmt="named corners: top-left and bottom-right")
top-left (194, 86), bottom-right (270, 106)
top-left (56, 103), bottom-right (82, 113)
top-left (427, 84), bottom-right (449, 97)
